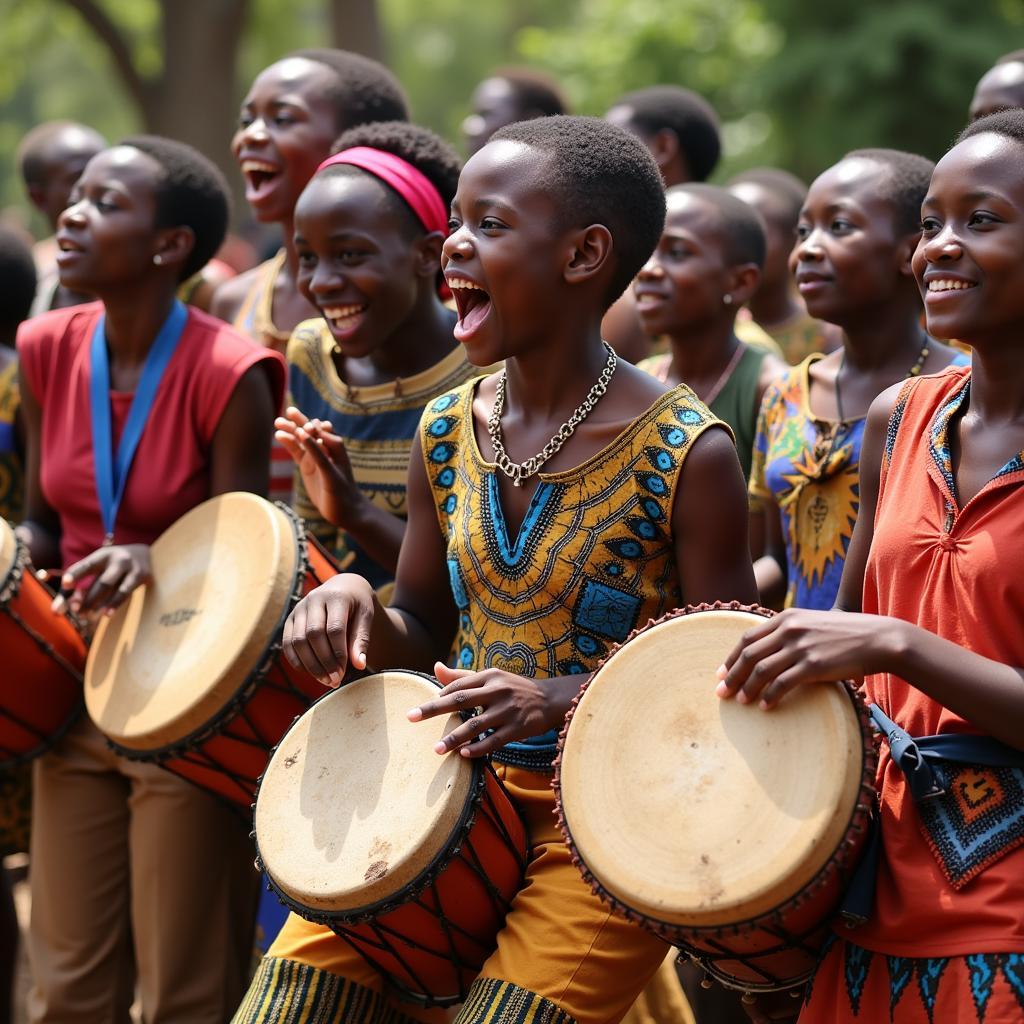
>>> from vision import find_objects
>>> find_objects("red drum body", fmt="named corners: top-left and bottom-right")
top-left (555, 603), bottom-right (876, 993)
top-left (0, 519), bottom-right (85, 764)
top-left (85, 493), bottom-right (338, 805)
top-left (255, 672), bottom-right (529, 1006)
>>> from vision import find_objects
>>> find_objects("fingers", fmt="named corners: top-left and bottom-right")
top-left (720, 613), bottom-right (780, 674)
top-left (283, 406), bottom-right (310, 428)
top-left (273, 427), bottom-right (303, 463)
top-left (716, 624), bottom-right (787, 699)
top-left (409, 671), bottom-right (486, 722)
top-left (434, 662), bottom-right (475, 687)
top-left (281, 579), bottom-right (374, 687)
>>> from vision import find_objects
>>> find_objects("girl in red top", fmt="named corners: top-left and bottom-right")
top-left (16, 136), bottom-right (284, 1024)
top-left (718, 108), bottom-right (1024, 1023)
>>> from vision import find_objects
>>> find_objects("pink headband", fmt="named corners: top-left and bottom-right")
top-left (316, 147), bottom-right (449, 237)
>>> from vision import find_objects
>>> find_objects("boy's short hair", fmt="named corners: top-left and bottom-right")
top-left (120, 135), bottom-right (230, 281)
top-left (669, 184), bottom-right (766, 269)
top-left (957, 106), bottom-right (1024, 149)
top-left (491, 115), bottom-right (666, 306)
top-left (843, 148), bottom-right (936, 235)
top-left (0, 228), bottom-right (37, 334)
top-left (608, 86), bottom-right (721, 182)
top-left (288, 48), bottom-right (410, 133)
top-left (328, 120), bottom-right (463, 216)
top-left (489, 67), bottom-right (567, 118)
top-left (727, 167), bottom-right (807, 230)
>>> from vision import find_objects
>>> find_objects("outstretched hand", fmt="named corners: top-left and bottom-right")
top-left (407, 663), bottom-right (571, 758)
top-left (715, 607), bottom-right (900, 709)
top-left (53, 543), bottom-right (152, 617)
top-left (275, 406), bottom-right (362, 528)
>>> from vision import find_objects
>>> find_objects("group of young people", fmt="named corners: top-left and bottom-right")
top-left (1, 40), bottom-right (1023, 1024)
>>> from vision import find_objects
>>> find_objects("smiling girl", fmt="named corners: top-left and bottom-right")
top-left (749, 149), bottom-right (964, 610)
top-left (719, 106), bottom-right (1024, 1024)
top-left (211, 49), bottom-right (408, 501)
top-left (274, 121), bottom-right (482, 590)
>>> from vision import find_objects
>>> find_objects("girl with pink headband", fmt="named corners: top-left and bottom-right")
top-left (271, 121), bottom-right (485, 599)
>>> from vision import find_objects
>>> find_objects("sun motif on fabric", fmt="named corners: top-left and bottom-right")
top-left (785, 456), bottom-right (859, 592)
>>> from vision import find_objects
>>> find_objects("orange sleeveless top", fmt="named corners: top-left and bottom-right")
top-left (855, 365), bottom-right (1024, 956)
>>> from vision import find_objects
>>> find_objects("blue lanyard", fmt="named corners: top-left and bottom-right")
top-left (89, 300), bottom-right (188, 542)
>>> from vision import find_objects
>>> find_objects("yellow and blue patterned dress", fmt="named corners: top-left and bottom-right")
top-left (748, 355), bottom-right (862, 611)
top-left (287, 319), bottom-right (483, 592)
top-left (423, 377), bottom-right (723, 771)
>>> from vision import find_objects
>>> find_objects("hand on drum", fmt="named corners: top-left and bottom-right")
top-left (281, 573), bottom-right (376, 686)
top-left (53, 543), bottom-right (153, 617)
top-left (275, 406), bottom-right (363, 528)
top-left (715, 608), bottom-right (901, 709)
top-left (408, 663), bottom-right (573, 758)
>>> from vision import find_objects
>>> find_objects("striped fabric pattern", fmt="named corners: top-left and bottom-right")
top-left (454, 979), bottom-right (576, 1024)
top-left (231, 957), bottom-right (422, 1024)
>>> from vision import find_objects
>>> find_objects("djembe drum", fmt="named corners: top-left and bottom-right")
top-left (554, 602), bottom-right (875, 994)
top-left (254, 670), bottom-right (529, 1006)
top-left (84, 492), bottom-right (338, 804)
top-left (1, 518), bottom-right (86, 764)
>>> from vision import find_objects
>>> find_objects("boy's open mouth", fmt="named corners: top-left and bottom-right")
top-left (448, 277), bottom-right (493, 341)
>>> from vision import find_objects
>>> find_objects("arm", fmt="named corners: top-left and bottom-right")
top-left (209, 361), bottom-right (278, 496)
top-left (282, 431), bottom-right (456, 684)
top-left (675, 425), bottom-right (759, 605)
top-left (716, 384), bottom-right (1024, 750)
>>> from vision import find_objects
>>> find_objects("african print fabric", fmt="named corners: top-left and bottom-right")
top-left (422, 380), bottom-right (721, 771)
top-left (748, 355), bottom-right (861, 610)
top-left (456, 979), bottom-right (576, 1023)
top-left (287, 319), bottom-right (482, 591)
top-left (800, 936), bottom-right (1024, 1023)
top-left (0, 357), bottom-right (23, 522)
top-left (232, 957), bottom-right (429, 1024)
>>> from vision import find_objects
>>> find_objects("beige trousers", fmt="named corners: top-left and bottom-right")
top-left (27, 718), bottom-right (259, 1024)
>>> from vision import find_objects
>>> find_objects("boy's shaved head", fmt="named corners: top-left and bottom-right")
top-left (491, 115), bottom-right (666, 305)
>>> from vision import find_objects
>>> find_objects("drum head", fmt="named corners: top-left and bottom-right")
top-left (84, 493), bottom-right (298, 750)
top-left (256, 672), bottom-right (476, 914)
top-left (559, 608), bottom-right (865, 928)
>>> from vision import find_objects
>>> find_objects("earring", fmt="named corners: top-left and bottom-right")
top-left (153, 254), bottom-right (163, 266)
top-left (723, 294), bottom-right (733, 306)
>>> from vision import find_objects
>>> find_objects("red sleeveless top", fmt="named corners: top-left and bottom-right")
top-left (17, 302), bottom-right (286, 569)
top-left (855, 365), bottom-right (1024, 956)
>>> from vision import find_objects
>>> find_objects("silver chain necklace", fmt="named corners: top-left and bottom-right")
top-left (487, 341), bottom-right (618, 486)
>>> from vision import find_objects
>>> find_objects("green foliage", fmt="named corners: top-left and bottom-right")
top-left (0, 0), bottom-right (1021, 238)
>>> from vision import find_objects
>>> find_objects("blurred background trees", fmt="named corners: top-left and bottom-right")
top-left (1, 0), bottom-right (1021, 232)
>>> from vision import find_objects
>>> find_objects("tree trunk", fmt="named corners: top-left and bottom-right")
top-left (149, 0), bottom-right (251, 200)
top-left (329, 0), bottom-right (384, 62)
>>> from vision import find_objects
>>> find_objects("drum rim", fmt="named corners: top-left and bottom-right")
top-left (553, 600), bottom-right (878, 992)
top-left (0, 518), bottom-right (24, 606)
top-left (94, 499), bottom-right (327, 760)
top-left (255, 670), bottom-right (492, 920)
top-left (254, 670), bottom-right (530, 1007)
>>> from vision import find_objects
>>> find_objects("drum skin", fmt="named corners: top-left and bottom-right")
top-left (254, 672), bottom-right (529, 1006)
top-left (554, 602), bottom-right (876, 993)
top-left (84, 493), bottom-right (338, 805)
top-left (0, 519), bottom-right (85, 764)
